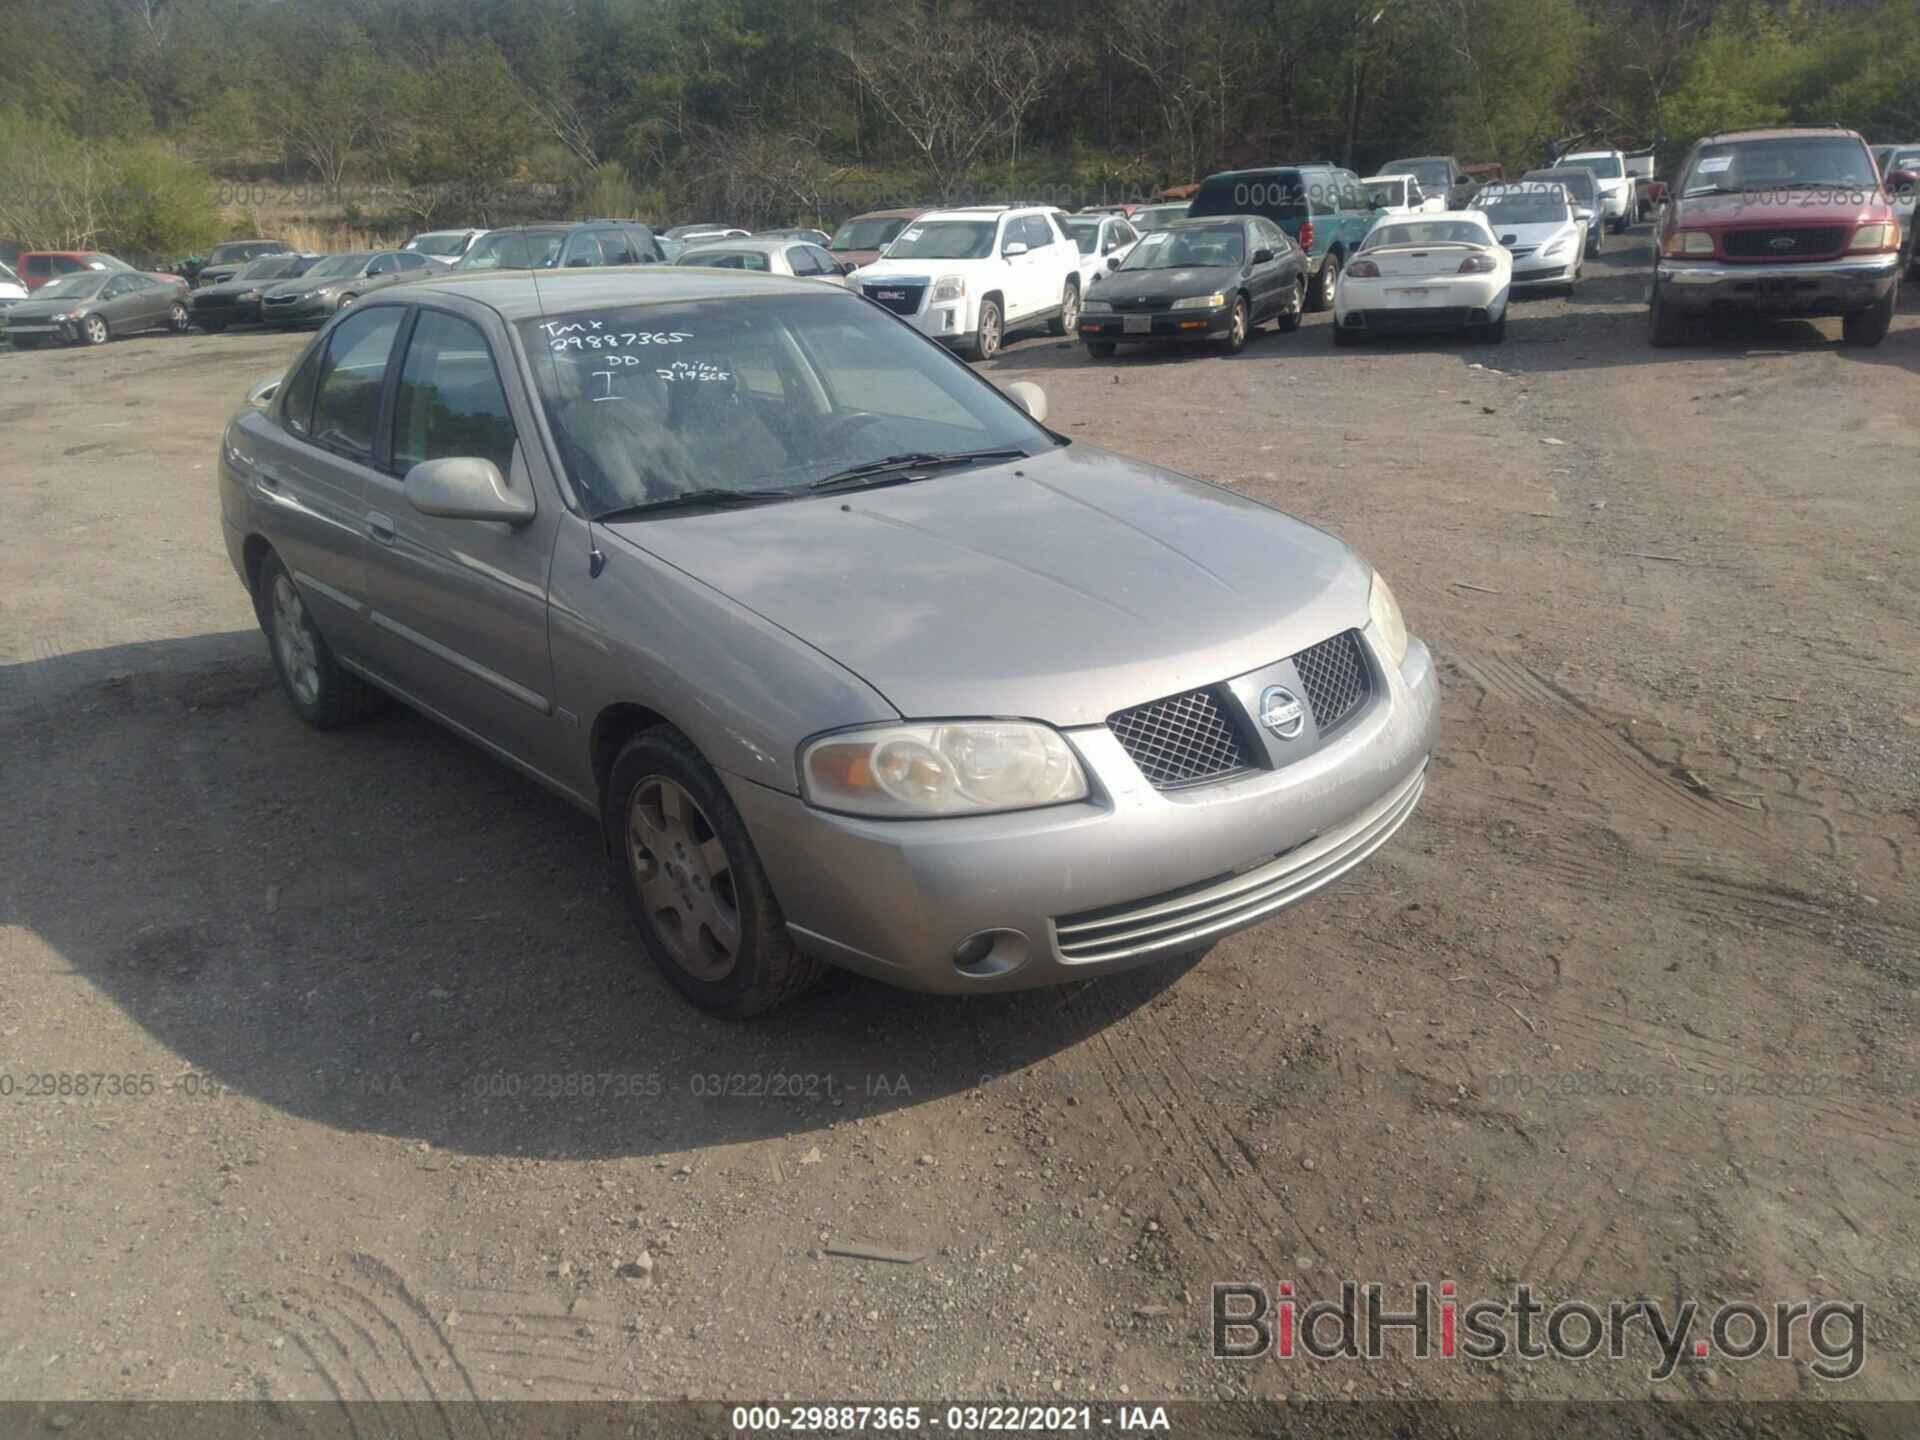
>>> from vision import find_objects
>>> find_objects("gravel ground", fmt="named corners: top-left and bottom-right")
top-left (0, 228), bottom-right (1915, 1419)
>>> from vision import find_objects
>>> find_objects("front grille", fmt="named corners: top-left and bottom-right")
top-left (1105, 294), bottom-right (1163, 313)
top-left (1722, 226), bottom-right (1847, 259)
top-left (1292, 629), bottom-right (1371, 734)
top-left (861, 281), bottom-right (925, 315)
top-left (1108, 687), bottom-right (1253, 789)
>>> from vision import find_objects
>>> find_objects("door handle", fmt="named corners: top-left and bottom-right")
top-left (366, 511), bottom-right (397, 544)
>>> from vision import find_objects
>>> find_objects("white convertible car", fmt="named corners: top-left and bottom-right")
top-left (1332, 211), bottom-right (1512, 345)
top-left (1470, 182), bottom-right (1585, 296)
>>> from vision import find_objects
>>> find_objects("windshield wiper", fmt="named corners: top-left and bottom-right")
top-left (592, 487), bottom-right (794, 521)
top-left (807, 448), bottom-right (1029, 492)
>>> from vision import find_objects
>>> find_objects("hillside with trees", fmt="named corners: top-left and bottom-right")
top-left (1, 0), bottom-right (1915, 256)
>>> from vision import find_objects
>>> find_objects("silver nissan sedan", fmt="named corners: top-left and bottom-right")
top-left (218, 269), bottom-right (1437, 1016)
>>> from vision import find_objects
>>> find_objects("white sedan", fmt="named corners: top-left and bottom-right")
top-left (1059, 212), bottom-right (1141, 294)
top-left (1332, 211), bottom-right (1511, 346)
top-left (1470, 182), bottom-right (1584, 295)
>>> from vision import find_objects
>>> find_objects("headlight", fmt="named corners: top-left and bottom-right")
top-left (1368, 571), bottom-right (1409, 669)
top-left (1170, 292), bottom-right (1227, 310)
top-left (239, 289), bottom-right (259, 301)
top-left (1541, 235), bottom-right (1570, 258)
top-left (929, 274), bottom-right (966, 303)
top-left (1849, 222), bottom-right (1898, 252)
top-left (801, 721), bottom-right (1089, 818)
top-left (1665, 230), bottom-right (1715, 256)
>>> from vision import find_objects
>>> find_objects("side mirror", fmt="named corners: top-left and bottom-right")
top-left (1003, 240), bottom-right (1030, 257)
top-left (1005, 381), bottom-right (1048, 424)
top-left (1105, 255), bottom-right (1121, 271)
top-left (245, 375), bottom-right (281, 409)
top-left (1889, 169), bottom-right (1918, 191)
top-left (1252, 247), bottom-right (1275, 264)
top-left (836, 260), bottom-right (854, 275)
top-left (404, 455), bottom-right (535, 525)
top-left (1576, 208), bottom-right (1594, 223)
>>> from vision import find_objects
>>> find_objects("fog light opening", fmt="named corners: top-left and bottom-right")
top-left (952, 929), bottom-right (1031, 978)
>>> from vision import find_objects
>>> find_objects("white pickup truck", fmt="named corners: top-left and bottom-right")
top-left (852, 205), bottom-right (1085, 361)
top-left (1561, 149), bottom-right (1634, 231)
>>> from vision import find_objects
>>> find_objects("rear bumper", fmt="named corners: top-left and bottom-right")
top-left (1656, 253), bottom-right (1898, 313)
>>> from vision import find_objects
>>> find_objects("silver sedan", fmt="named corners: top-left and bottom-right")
top-left (218, 270), bottom-right (1436, 1016)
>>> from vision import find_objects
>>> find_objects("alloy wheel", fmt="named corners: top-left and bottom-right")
top-left (978, 305), bottom-right (1001, 359)
top-left (627, 776), bottom-right (741, 982)
top-left (270, 573), bottom-right (321, 707)
top-left (1061, 283), bottom-right (1079, 332)
top-left (169, 302), bottom-right (189, 331)
top-left (84, 316), bottom-right (109, 345)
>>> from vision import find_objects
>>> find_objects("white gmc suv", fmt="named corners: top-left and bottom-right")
top-left (853, 205), bottom-right (1084, 360)
top-left (1561, 149), bottom-right (1634, 233)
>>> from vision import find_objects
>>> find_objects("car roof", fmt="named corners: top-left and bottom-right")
top-left (1201, 165), bottom-right (1326, 180)
top-left (1161, 215), bottom-right (1252, 228)
top-left (1526, 166), bottom-right (1594, 178)
top-left (842, 207), bottom-right (923, 222)
top-left (1700, 127), bottom-right (1866, 144)
top-left (677, 237), bottom-right (794, 254)
top-left (1560, 149), bottom-right (1621, 158)
top-left (374, 267), bottom-right (826, 319)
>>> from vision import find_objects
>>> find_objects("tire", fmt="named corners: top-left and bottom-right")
top-left (197, 316), bottom-right (227, 334)
top-left (1332, 320), bottom-right (1358, 347)
top-left (168, 301), bottom-right (190, 333)
top-left (966, 299), bottom-right (1003, 362)
top-left (83, 314), bottom-right (110, 346)
top-left (1219, 295), bottom-right (1249, 353)
top-left (253, 551), bottom-right (388, 728)
top-left (1586, 230), bottom-right (1600, 258)
top-left (606, 727), bottom-right (820, 1018)
top-left (1275, 275), bottom-right (1306, 332)
top-left (337, 292), bottom-right (358, 310)
top-left (1307, 250), bottom-right (1340, 312)
top-left (1086, 340), bottom-right (1116, 358)
top-left (1047, 279), bottom-right (1080, 337)
top-left (1479, 314), bottom-right (1507, 343)
top-left (1647, 275), bottom-right (1685, 348)
top-left (1841, 284), bottom-right (1896, 347)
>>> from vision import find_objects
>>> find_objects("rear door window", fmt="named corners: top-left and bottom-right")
top-left (562, 231), bottom-right (604, 268)
top-left (595, 228), bottom-right (638, 265)
top-left (787, 245), bottom-right (823, 276)
top-left (310, 307), bottom-right (405, 459)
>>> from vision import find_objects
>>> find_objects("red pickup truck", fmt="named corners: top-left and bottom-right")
top-left (1648, 126), bottom-right (1908, 347)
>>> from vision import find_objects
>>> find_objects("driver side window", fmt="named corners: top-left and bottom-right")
top-left (309, 307), bottom-right (404, 459)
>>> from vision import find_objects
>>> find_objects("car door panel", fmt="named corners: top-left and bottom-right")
top-left (357, 306), bottom-right (565, 773)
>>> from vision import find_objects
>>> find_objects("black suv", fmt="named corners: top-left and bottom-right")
top-left (453, 222), bottom-right (667, 272)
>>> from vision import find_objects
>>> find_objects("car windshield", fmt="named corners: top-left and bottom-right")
top-left (1681, 137), bottom-right (1880, 195)
top-left (1363, 179), bottom-right (1407, 207)
top-left (1473, 187), bottom-right (1570, 223)
top-left (1389, 161), bottom-right (1452, 192)
top-left (1363, 219), bottom-right (1489, 250)
top-left (458, 230), bottom-right (567, 270)
top-left (236, 255), bottom-right (305, 281)
top-left (679, 249), bottom-right (772, 271)
top-left (305, 252), bottom-right (370, 279)
top-left (1119, 225), bottom-right (1245, 269)
top-left (831, 217), bottom-right (909, 252)
top-left (408, 233), bottom-right (470, 256)
top-left (33, 273), bottom-right (111, 300)
top-left (1060, 219), bottom-right (1102, 255)
top-left (1528, 171), bottom-right (1595, 204)
top-left (883, 220), bottom-right (998, 260)
top-left (519, 292), bottom-right (1050, 517)
top-left (210, 242), bottom-right (272, 264)
top-left (1569, 154), bottom-right (1623, 179)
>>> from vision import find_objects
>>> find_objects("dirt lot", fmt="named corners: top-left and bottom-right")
top-left (2, 230), bottom-right (1916, 1420)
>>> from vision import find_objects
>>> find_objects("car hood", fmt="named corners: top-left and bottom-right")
top-left (1093, 264), bottom-right (1242, 303)
top-left (5, 297), bottom-right (94, 320)
top-left (601, 444), bottom-right (1370, 725)
top-left (1671, 190), bottom-right (1887, 229)
top-left (1491, 219), bottom-right (1575, 247)
top-left (260, 277), bottom-right (332, 297)
top-left (195, 277), bottom-right (269, 299)
top-left (855, 257), bottom-right (990, 279)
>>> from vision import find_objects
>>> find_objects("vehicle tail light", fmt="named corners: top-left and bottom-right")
top-left (1848, 221), bottom-right (1898, 252)
top-left (1458, 253), bottom-right (1497, 274)
top-left (1298, 221), bottom-right (1315, 251)
top-left (1346, 258), bottom-right (1380, 278)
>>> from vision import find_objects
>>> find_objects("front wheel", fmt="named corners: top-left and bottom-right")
top-left (83, 315), bottom-right (110, 346)
top-left (966, 299), bottom-right (1002, 362)
top-left (1219, 295), bottom-right (1249, 353)
top-left (1048, 280), bottom-right (1079, 336)
top-left (607, 728), bottom-right (821, 1018)
top-left (1841, 285), bottom-right (1896, 347)
top-left (1647, 276), bottom-right (1685, 347)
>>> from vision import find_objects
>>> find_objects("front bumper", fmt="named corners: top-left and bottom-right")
top-left (1077, 306), bottom-right (1232, 343)
top-left (193, 297), bottom-right (263, 325)
top-left (726, 630), bottom-right (1438, 993)
top-left (260, 295), bottom-right (337, 324)
top-left (1512, 259), bottom-right (1576, 285)
top-left (1655, 253), bottom-right (1899, 314)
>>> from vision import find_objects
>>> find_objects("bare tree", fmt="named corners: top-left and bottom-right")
top-left (979, 26), bottom-right (1071, 174)
top-left (1106, 0), bottom-right (1217, 182)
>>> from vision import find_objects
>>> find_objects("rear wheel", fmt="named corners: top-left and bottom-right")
top-left (1275, 274), bottom-right (1306, 332)
top-left (1308, 251), bottom-right (1340, 312)
top-left (1047, 279), bottom-right (1079, 336)
top-left (168, 301), bottom-right (190, 333)
top-left (607, 728), bottom-right (820, 1018)
top-left (1841, 285), bottom-right (1896, 347)
top-left (1086, 340), bottom-right (1117, 358)
top-left (1332, 320), bottom-right (1358, 347)
top-left (254, 551), bottom-right (387, 728)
